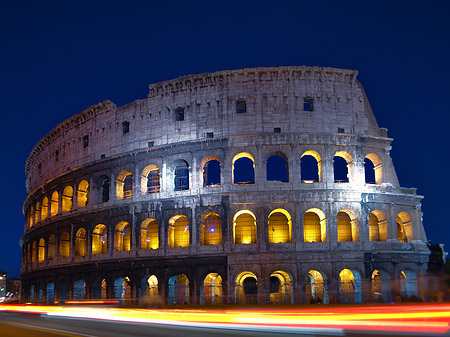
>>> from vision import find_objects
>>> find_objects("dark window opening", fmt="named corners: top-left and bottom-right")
top-left (333, 156), bottom-right (349, 183)
top-left (303, 97), bottom-right (314, 111)
top-left (269, 276), bottom-right (280, 293)
top-left (147, 169), bottom-right (160, 193)
top-left (234, 157), bottom-right (255, 184)
top-left (203, 160), bottom-right (221, 186)
top-left (100, 154), bottom-right (106, 159)
top-left (301, 155), bottom-right (319, 182)
top-left (83, 135), bottom-right (89, 148)
top-left (55, 150), bottom-right (59, 162)
top-left (175, 107), bottom-right (185, 121)
top-left (267, 155), bottom-right (288, 182)
top-left (122, 121), bottom-right (129, 134)
top-left (338, 127), bottom-right (345, 134)
top-left (206, 132), bottom-right (214, 139)
top-left (236, 100), bottom-right (247, 113)
top-left (273, 127), bottom-right (281, 133)
top-left (174, 163), bottom-right (189, 190)
top-left (243, 277), bottom-right (257, 295)
top-left (148, 142), bottom-right (154, 147)
top-left (38, 163), bottom-right (41, 173)
top-left (364, 158), bottom-right (376, 184)
top-left (101, 178), bottom-right (110, 202)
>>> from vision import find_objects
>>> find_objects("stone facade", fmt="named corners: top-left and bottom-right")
top-left (21, 66), bottom-right (430, 305)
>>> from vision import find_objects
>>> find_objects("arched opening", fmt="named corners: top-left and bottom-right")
top-left (168, 274), bottom-right (189, 305)
top-left (50, 191), bottom-right (59, 217)
top-left (46, 282), bottom-right (55, 304)
top-left (333, 151), bottom-right (353, 183)
top-left (303, 208), bottom-right (326, 242)
top-left (201, 273), bottom-right (223, 305)
top-left (48, 235), bottom-right (55, 261)
top-left (114, 221), bottom-right (131, 251)
top-left (62, 186), bottom-right (73, 212)
top-left (337, 209), bottom-right (359, 242)
top-left (141, 165), bottom-right (160, 194)
top-left (397, 212), bottom-right (414, 242)
top-left (41, 197), bottom-right (48, 221)
top-left (30, 284), bottom-right (35, 303)
top-left (174, 160), bottom-right (189, 191)
top-left (101, 177), bottom-right (110, 202)
top-left (59, 232), bottom-right (70, 258)
top-left (202, 157), bottom-right (221, 186)
top-left (92, 278), bottom-right (107, 299)
top-left (268, 209), bottom-right (292, 243)
top-left (31, 242), bottom-right (37, 263)
top-left (168, 215), bottom-right (189, 248)
top-left (339, 269), bottom-right (362, 303)
top-left (38, 238), bottom-right (45, 263)
top-left (400, 270), bottom-right (418, 298)
top-left (235, 271), bottom-right (257, 304)
top-left (34, 202), bottom-right (40, 225)
top-left (59, 279), bottom-right (69, 301)
top-left (267, 154), bottom-right (288, 182)
top-left (92, 224), bottom-right (107, 255)
top-left (369, 210), bottom-right (388, 242)
top-left (301, 151), bottom-right (322, 183)
top-left (232, 153), bottom-right (255, 184)
top-left (114, 277), bottom-right (131, 299)
top-left (77, 180), bottom-right (89, 208)
top-left (26, 244), bottom-right (31, 264)
top-left (73, 279), bottom-right (86, 300)
top-left (140, 218), bottom-right (159, 250)
top-left (306, 270), bottom-right (328, 304)
top-left (200, 212), bottom-right (222, 245)
top-left (75, 228), bottom-right (87, 257)
top-left (365, 153), bottom-right (382, 184)
top-left (140, 275), bottom-right (159, 305)
top-left (371, 269), bottom-right (391, 302)
top-left (37, 284), bottom-right (43, 304)
top-left (29, 206), bottom-right (34, 227)
top-left (116, 170), bottom-right (133, 200)
top-left (233, 210), bottom-right (257, 244)
top-left (269, 271), bottom-right (293, 304)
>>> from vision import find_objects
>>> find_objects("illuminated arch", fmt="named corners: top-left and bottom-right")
top-left (140, 218), bottom-right (159, 250)
top-left (397, 211), bottom-right (413, 242)
top-left (400, 269), bottom-right (418, 297)
top-left (235, 271), bottom-right (258, 304)
top-left (29, 206), bottom-right (34, 227)
top-left (200, 212), bottom-right (222, 245)
top-left (116, 169), bottom-right (133, 200)
top-left (62, 186), bottom-right (73, 212)
top-left (371, 269), bottom-right (391, 302)
top-left (201, 273), bottom-right (223, 305)
top-left (41, 197), bottom-right (48, 221)
top-left (268, 208), bottom-right (292, 243)
top-left (168, 215), bottom-right (189, 248)
top-left (139, 275), bottom-right (159, 305)
top-left (333, 151), bottom-right (353, 183)
top-left (369, 210), bottom-right (388, 242)
top-left (365, 153), bottom-right (382, 184)
top-left (50, 191), bottom-right (59, 217)
top-left (114, 221), bottom-right (131, 251)
top-left (303, 208), bottom-right (326, 242)
top-left (59, 232), bottom-right (70, 258)
top-left (339, 268), bottom-right (362, 303)
top-left (38, 238), bottom-right (45, 263)
top-left (232, 152), bottom-right (255, 184)
top-left (114, 276), bottom-right (131, 299)
top-left (92, 224), bottom-right (107, 255)
top-left (201, 156), bottom-right (221, 187)
top-left (48, 235), bottom-right (55, 261)
top-left (233, 210), bottom-right (257, 244)
top-left (34, 202), bottom-right (40, 225)
top-left (269, 270), bottom-right (293, 304)
top-left (301, 150), bottom-right (322, 183)
top-left (75, 228), bottom-right (87, 257)
top-left (141, 164), bottom-right (160, 194)
top-left (337, 208), bottom-right (359, 242)
top-left (306, 270), bottom-right (329, 304)
top-left (77, 180), bottom-right (89, 208)
top-left (168, 274), bottom-right (189, 305)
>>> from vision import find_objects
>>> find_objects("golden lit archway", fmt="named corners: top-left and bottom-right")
top-left (114, 221), bottom-right (131, 251)
top-left (41, 197), bottom-right (48, 221)
top-left (200, 212), bottom-right (222, 245)
top-left (50, 191), bottom-right (59, 217)
top-left (140, 218), bottom-right (159, 250)
top-left (202, 273), bottom-right (223, 305)
top-left (141, 165), bottom-right (160, 194)
top-left (77, 180), bottom-right (89, 207)
top-left (365, 153), bottom-right (383, 184)
top-left (337, 208), bottom-right (359, 242)
top-left (269, 270), bottom-right (293, 304)
top-left (75, 228), bottom-right (87, 257)
top-left (397, 212), bottom-right (413, 242)
top-left (116, 170), bottom-right (133, 200)
top-left (369, 210), bottom-right (388, 242)
top-left (168, 215), bottom-right (189, 248)
top-left (303, 208), bottom-right (326, 242)
top-left (268, 209), bottom-right (292, 243)
top-left (92, 224), bottom-right (107, 255)
top-left (235, 271), bottom-right (257, 304)
top-left (62, 186), bottom-right (73, 212)
top-left (59, 232), bottom-right (70, 258)
top-left (233, 210), bottom-right (257, 244)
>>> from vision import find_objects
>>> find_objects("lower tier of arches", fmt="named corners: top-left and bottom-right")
top-left (21, 252), bottom-right (438, 305)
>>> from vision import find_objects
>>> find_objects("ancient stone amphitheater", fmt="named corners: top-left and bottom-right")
top-left (21, 66), bottom-right (430, 305)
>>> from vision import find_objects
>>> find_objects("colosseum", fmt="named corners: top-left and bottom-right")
top-left (21, 66), bottom-right (431, 305)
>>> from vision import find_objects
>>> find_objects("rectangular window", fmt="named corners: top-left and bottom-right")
top-left (338, 127), bottom-right (345, 134)
top-left (55, 150), bottom-right (59, 162)
top-left (303, 97), bottom-right (314, 111)
top-left (175, 107), bottom-right (185, 121)
top-left (122, 121), bottom-right (129, 134)
top-left (83, 135), bottom-right (89, 148)
top-left (206, 132), bottom-right (214, 138)
top-left (100, 154), bottom-right (106, 159)
top-left (148, 141), bottom-right (154, 147)
top-left (236, 100), bottom-right (247, 113)
top-left (273, 127), bottom-right (281, 133)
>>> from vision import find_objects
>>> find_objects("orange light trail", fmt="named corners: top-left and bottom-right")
top-left (1, 303), bottom-right (450, 335)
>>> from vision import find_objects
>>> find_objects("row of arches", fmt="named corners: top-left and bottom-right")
top-left (26, 268), bottom-right (418, 305)
top-left (26, 151), bottom-right (384, 228)
top-left (23, 209), bottom-right (415, 267)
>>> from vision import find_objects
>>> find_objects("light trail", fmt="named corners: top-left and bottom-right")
top-left (1, 303), bottom-right (450, 335)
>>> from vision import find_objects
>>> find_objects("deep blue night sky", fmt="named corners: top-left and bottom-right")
top-left (1, 1), bottom-right (449, 277)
